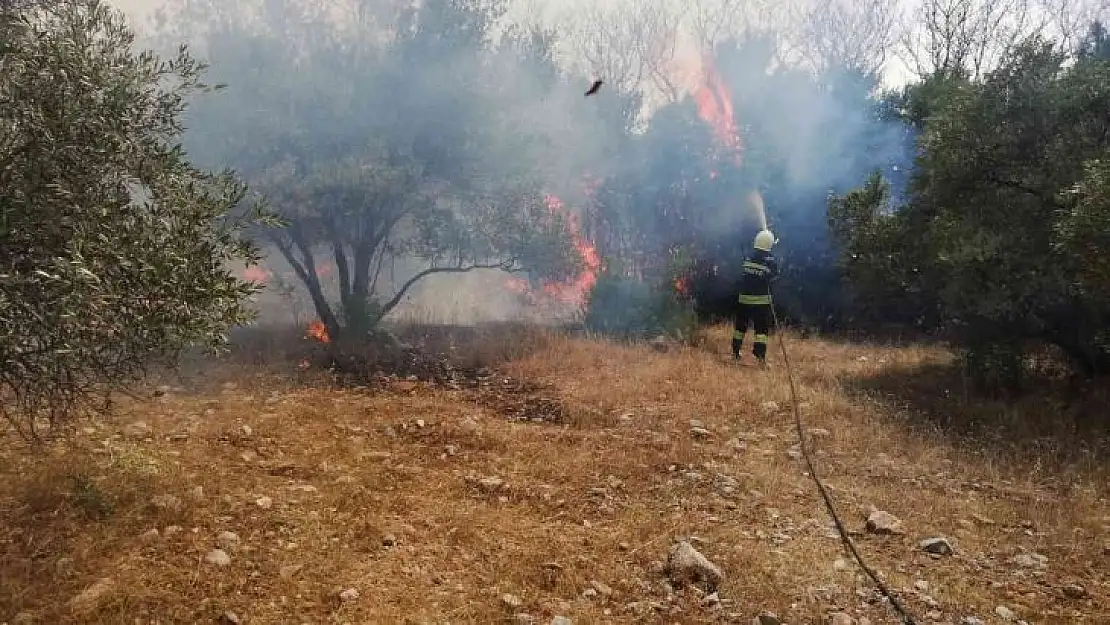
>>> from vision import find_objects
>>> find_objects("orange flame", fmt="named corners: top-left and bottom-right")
top-left (306, 319), bottom-right (330, 343)
top-left (674, 276), bottom-right (691, 297)
top-left (243, 264), bottom-right (270, 283)
top-left (690, 53), bottom-right (742, 168)
top-left (504, 192), bottom-right (601, 309)
top-left (505, 276), bottom-right (532, 295)
top-left (540, 194), bottom-right (600, 307)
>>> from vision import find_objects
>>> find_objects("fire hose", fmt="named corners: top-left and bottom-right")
top-left (767, 294), bottom-right (920, 625)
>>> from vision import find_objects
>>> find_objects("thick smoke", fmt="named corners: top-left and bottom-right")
top-left (143, 0), bottom-right (623, 326)
top-left (138, 0), bottom-right (916, 328)
top-left (708, 41), bottom-right (917, 324)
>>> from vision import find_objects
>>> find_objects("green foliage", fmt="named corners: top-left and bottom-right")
top-left (0, 0), bottom-right (263, 438)
top-left (583, 257), bottom-right (699, 342)
top-left (162, 0), bottom-right (580, 339)
top-left (963, 336), bottom-right (1026, 394)
top-left (828, 173), bottom-right (942, 328)
top-left (831, 35), bottom-right (1110, 381)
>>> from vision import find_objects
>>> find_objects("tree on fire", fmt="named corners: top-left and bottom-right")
top-left (0, 0), bottom-right (266, 438)
top-left (830, 23), bottom-right (1110, 381)
top-left (584, 35), bottom-right (913, 331)
top-left (158, 0), bottom-right (583, 340)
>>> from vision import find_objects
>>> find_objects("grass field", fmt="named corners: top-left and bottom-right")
top-left (1, 323), bottom-right (1107, 624)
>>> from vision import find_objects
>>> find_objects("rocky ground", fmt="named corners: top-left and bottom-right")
top-left (0, 325), bottom-right (1106, 624)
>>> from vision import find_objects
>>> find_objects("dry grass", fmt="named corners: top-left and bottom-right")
top-left (1, 324), bottom-right (1107, 624)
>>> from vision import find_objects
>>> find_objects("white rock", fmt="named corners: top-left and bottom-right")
top-left (1011, 552), bottom-right (1047, 568)
top-left (501, 593), bottom-right (523, 609)
top-left (339, 588), bottom-right (359, 601)
top-left (920, 537), bottom-right (953, 555)
top-left (150, 494), bottom-right (183, 511)
top-left (665, 540), bottom-right (723, 591)
top-left (995, 606), bottom-right (1016, 620)
top-left (205, 549), bottom-right (231, 567)
top-left (865, 510), bottom-right (904, 535)
top-left (255, 496), bottom-right (273, 509)
top-left (590, 580), bottom-right (614, 596)
top-left (216, 531), bottom-right (240, 550)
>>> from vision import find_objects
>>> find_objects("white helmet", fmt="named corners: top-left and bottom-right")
top-left (753, 229), bottom-right (776, 252)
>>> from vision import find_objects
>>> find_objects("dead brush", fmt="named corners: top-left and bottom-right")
top-left (0, 322), bottom-right (1106, 623)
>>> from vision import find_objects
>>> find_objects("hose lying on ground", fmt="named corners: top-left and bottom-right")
top-left (767, 298), bottom-right (919, 625)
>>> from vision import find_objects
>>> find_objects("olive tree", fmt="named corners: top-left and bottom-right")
top-left (831, 30), bottom-right (1110, 383)
top-left (0, 0), bottom-right (265, 439)
top-left (161, 0), bottom-right (581, 340)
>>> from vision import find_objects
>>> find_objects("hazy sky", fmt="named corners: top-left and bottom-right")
top-left (106, 0), bottom-right (916, 86)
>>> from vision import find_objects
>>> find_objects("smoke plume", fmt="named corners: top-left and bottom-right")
top-left (137, 0), bottom-right (916, 328)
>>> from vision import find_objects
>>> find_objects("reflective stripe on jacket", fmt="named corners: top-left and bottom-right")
top-left (737, 250), bottom-right (778, 304)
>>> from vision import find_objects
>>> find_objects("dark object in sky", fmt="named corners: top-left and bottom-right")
top-left (585, 79), bottom-right (603, 96)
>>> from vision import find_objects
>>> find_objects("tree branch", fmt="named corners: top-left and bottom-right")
top-left (323, 215), bottom-right (353, 308)
top-left (268, 226), bottom-right (340, 333)
top-left (377, 260), bottom-right (516, 323)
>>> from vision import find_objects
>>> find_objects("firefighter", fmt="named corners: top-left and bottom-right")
top-left (732, 229), bottom-right (778, 366)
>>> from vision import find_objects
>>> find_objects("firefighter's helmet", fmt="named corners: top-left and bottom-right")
top-left (754, 229), bottom-right (776, 252)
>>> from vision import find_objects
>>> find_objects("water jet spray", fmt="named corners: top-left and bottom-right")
top-left (746, 189), bottom-right (768, 232)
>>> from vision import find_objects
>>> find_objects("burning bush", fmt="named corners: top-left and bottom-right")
top-left (168, 0), bottom-right (581, 342)
top-left (583, 260), bottom-right (699, 342)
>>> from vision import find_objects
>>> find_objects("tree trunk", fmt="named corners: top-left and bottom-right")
top-left (268, 232), bottom-right (342, 339)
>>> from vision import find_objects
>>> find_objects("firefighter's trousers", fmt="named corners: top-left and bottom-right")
top-left (732, 302), bottom-right (773, 361)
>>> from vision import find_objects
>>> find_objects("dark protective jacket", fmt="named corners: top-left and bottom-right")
top-left (736, 249), bottom-right (778, 305)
